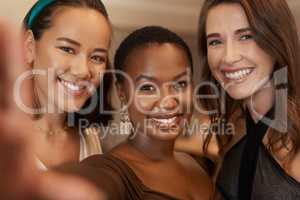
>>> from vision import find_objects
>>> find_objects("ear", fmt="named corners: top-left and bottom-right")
top-left (23, 30), bottom-right (36, 66)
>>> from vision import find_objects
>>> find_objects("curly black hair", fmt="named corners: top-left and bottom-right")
top-left (114, 26), bottom-right (193, 82)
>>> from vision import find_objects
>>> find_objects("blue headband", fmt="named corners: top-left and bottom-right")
top-left (28, 0), bottom-right (56, 28)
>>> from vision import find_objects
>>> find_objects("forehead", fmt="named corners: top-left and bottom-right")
top-left (206, 3), bottom-right (250, 34)
top-left (124, 43), bottom-right (191, 82)
top-left (40, 7), bottom-right (111, 46)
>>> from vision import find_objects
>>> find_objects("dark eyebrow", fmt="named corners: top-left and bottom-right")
top-left (56, 37), bottom-right (80, 46)
top-left (206, 27), bottom-right (252, 39)
top-left (235, 27), bottom-right (252, 35)
top-left (135, 71), bottom-right (189, 83)
top-left (56, 37), bottom-right (108, 53)
top-left (206, 33), bottom-right (220, 40)
top-left (94, 48), bottom-right (108, 54)
top-left (135, 75), bottom-right (158, 83)
top-left (172, 71), bottom-right (188, 81)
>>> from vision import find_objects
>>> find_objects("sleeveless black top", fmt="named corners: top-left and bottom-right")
top-left (217, 108), bottom-right (300, 200)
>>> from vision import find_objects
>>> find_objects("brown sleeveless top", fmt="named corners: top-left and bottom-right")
top-left (61, 154), bottom-right (181, 200)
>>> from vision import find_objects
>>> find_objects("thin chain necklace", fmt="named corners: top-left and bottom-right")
top-left (36, 125), bottom-right (70, 136)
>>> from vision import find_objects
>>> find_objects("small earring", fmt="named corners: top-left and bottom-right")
top-left (120, 100), bottom-right (133, 135)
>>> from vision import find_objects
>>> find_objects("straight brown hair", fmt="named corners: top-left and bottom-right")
top-left (198, 0), bottom-right (300, 165)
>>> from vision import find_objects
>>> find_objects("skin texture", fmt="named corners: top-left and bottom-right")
top-left (120, 43), bottom-right (193, 142)
top-left (204, 1), bottom-right (300, 189)
top-left (175, 3), bottom-right (276, 163)
top-left (113, 43), bottom-right (213, 200)
top-left (206, 3), bottom-right (275, 106)
top-left (26, 7), bottom-right (111, 113)
top-left (22, 6), bottom-right (111, 169)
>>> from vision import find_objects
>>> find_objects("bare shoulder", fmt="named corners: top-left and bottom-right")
top-left (176, 152), bottom-right (208, 173)
top-left (175, 152), bottom-right (212, 184)
top-left (175, 113), bottom-right (219, 161)
top-left (175, 152), bottom-right (214, 199)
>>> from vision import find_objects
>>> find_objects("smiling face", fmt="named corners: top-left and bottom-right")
top-left (206, 3), bottom-right (275, 100)
top-left (119, 43), bottom-right (193, 141)
top-left (29, 7), bottom-right (111, 112)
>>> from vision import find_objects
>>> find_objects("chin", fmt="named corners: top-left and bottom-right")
top-left (59, 101), bottom-right (86, 113)
top-left (65, 107), bottom-right (81, 113)
top-left (148, 128), bottom-right (181, 141)
top-left (226, 88), bottom-right (254, 100)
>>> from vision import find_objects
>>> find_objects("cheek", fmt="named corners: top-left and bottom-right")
top-left (134, 95), bottom-right (157, 113)
top-left (34, 45), bottom-right (53, 67)
top-left (207, 49), bottom-right (227, 84)
top-left (35, 75), bottom-right (48, 91)
top-left (247, 45), bottom-right (275, 75)
top-left (256, 52), bottom-right (274, 74)
top-left (91, 65), bottom-right (107, 85)
top-left (180, 88), bottom-right (193, 110)
top-left (207, 49), bottom-right (221, 72)
top-left (93, 62), bottom-right (107, 75)
top-left (34, 51), bottom-right (68, 76)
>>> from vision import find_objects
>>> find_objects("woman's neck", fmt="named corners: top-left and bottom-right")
top-left (244, 80), bottom-right (275, 122)
top-left (35, 112), bottom-right (68, 135)
top-left (127, 131), bottom-right (176, 161)
top-left (34, 112), bottom-right (80, 168)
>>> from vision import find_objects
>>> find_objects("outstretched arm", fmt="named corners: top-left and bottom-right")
top-left (0, 20), bottom-right (106, 200)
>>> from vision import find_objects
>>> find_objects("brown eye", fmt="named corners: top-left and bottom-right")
top-left (91, 55), bottom-right (105, 64)
top-left (240, 34), bottom-right (253, 41)
top-left (58, 46), bottom-right (75, 54)
top-left (173, 80), bottom-right (188, 91)
top-left (208, 39), bottom-right (222, 46)
top-left (139, 84), bottom-right (156, 92)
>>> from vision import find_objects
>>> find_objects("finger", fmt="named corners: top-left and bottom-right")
top-left (0, 21), bottom-right (38, 200)
top-left (0, 22), bottom-right (10, 108)
top-left (0, 20), bottom-right (32, 113)
top-left (0, 21), bottom-right (34, 144)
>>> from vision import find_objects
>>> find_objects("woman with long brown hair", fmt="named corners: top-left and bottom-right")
top-left (197, 0), bottom-right (300, 199)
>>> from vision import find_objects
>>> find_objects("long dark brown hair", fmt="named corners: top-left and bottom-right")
top-left (198, 0), bottom-right (300, 165)
top-left (22, 0), bottom-right (113, 127)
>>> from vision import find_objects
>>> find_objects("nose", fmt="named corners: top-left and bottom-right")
top-left (70, 55), bottom-right (91, 79)
top-left (157, 86), bottom-right (179, 111)
top-left (223, 40), bottom-right (242, 64)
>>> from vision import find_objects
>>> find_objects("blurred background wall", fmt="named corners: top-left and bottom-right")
top-left (1, 0), bottom-right (299, 149)
top-left (1, 0), bottom-right (300, 81)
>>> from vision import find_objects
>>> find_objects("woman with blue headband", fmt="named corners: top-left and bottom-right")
top-left (0, 0), bottom-right (113, 198)
top-left (22, 0), bottom-right (113, 171)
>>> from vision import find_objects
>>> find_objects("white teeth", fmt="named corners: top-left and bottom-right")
top-left (152, 116), bottom-right (177, 124)
top-left (224, 68), bottom-right (252, 80)
top-left (60, 79), bottom-right (82, 91)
